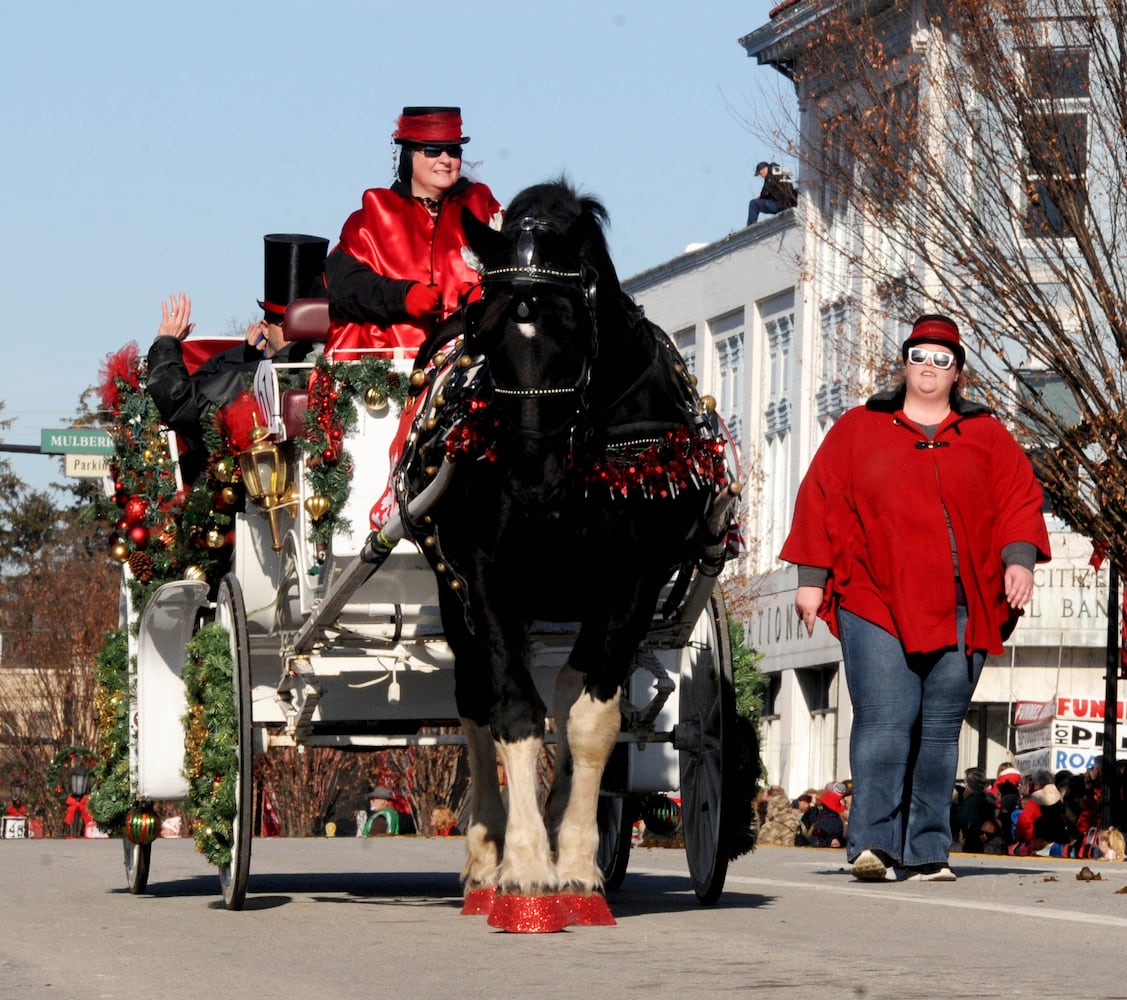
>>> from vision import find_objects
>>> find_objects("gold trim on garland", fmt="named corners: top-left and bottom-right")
top-left (87, 628), bottom-right (134, 835)
top-left (181, 623), bottom-right (239, 868)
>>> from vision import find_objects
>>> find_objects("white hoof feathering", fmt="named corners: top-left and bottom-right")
top-left (555, 690), bottom-right (620, 892)
top-left (461, 718), bottom-right (505, 890)
top-left (496, 735), bottom-right (557, 894)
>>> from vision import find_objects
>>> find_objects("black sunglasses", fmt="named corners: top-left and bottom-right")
top-left (415, 144), bottom-right (463, 159)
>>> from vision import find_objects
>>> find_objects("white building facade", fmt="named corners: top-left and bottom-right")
top-left (624, 1), bottom-right (1123, 798)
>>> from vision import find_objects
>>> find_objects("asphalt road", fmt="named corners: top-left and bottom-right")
top-left (2, 837), bottom-right (1126, 1000)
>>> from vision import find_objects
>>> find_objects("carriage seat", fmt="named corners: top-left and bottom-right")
top-left (279, 299), bottom-right (331, 438)
top-left (283, 298), bottom-right (330, 341)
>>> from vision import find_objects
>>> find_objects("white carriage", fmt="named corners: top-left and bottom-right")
top-left (114, 302), bottom-right (738, 910)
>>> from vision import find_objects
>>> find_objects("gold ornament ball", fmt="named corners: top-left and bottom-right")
top-left (214, 456), bottom-right (237, 483)
top-left (183, 565), bottom-right (207, 582)
top-left (143, 448), bottom-right (154, 462)
top-left (701, 394), bottom-right (717, 413)
top-left (304, 495), bottom-right (331, 521)
top-left (364, 386), bottom-right (388, 411)
top-left (110, 541), bottom-right (129, 563)
top-left (205, 529), bottom-right (225, 549)
top-left (409, 369), bottom-right (428, 389)
top-left (219, 486), bottom-right (239, 506)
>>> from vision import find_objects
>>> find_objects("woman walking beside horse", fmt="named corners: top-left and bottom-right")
top-left (781, 314), bottom-right (1049, 883)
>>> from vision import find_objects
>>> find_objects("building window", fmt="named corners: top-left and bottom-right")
top-left (672, 326), bottom-right (696, 379)
top-left (763, 673), bottom-right (781, 719)
top-left (816, 299), bottom-right (852, 425)
top-left (710, 311), bottom-right (744, 450)
top-left (1022, 47), bottom-right (1089, 238)
top-left (764, 313), bottom-right (793, 438)
top-left (798, 666), bottom-right (836, 714)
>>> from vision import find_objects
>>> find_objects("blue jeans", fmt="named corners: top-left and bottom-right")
top-left (838, 607), bottom-right (985, 867)
top-left (747, 197), bottom-right (781, 225)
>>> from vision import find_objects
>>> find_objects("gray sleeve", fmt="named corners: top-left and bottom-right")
top-left (797, 565), bottom-right (830, 588)
top-left (1001, 542), bottom-right (1037, 571)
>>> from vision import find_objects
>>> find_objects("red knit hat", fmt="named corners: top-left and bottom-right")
top-left (903, 314), bottom-right (965, 368)
top-left (393, 106), bottom-right (470, 146)
top-left (818, 788), bottom-right (846, 815)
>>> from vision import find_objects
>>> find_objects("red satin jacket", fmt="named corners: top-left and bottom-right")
top-left (779, 390), bottom-right (1051, 655)
top-left (327, 182), bottom-right (501, 358)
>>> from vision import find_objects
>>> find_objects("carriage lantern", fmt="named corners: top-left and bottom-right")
top-left (238, 426), bottom-right (297, 553)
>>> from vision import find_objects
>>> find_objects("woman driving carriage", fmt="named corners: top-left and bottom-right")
top-left (325, 105), bottom-right (502, 360)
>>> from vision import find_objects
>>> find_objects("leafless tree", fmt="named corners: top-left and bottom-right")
top-left (746, 0), bottom-right (1127, 567)
top-left (366, 729), bottom-right (470, 835)
top-left (0, 513), bottom-right (117, 835)
top-left (254, 746), bottom-right (359, 837)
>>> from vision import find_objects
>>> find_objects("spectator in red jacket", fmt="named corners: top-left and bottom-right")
top-left (782, 314), bottom-right (1050, 884)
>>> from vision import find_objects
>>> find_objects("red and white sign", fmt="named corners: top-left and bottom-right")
top-left (1014, 700), bottom-right (1056, 726)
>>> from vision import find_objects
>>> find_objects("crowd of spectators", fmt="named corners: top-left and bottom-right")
top-left (755, 762), bottom-right (1126, 861)
top-left (951, 761), bottom-right (1125, 860)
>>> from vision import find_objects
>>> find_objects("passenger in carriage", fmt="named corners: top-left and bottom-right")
top-left (324, 105), bottom-right (502, 359)
top-left (147, 234), bottom-right (328, 483)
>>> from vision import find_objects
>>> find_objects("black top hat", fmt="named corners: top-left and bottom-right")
top-left (258, 234), bottom-right (330, 317)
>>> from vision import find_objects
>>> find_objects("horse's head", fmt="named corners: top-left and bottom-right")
top-left (461, 180), bottom-right (619, 424)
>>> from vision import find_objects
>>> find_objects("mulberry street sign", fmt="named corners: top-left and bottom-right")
top-left (40, 429), bottom-right (113, 455)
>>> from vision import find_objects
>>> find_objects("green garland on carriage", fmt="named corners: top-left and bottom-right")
top-left (88, 343), bottom-right (406, 849)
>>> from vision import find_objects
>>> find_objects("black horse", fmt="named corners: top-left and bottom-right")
top-left (394, 179), bottom-right (736, 926)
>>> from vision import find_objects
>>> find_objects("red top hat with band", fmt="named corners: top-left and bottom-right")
top-left (393, 106), bottom-right (470, 146)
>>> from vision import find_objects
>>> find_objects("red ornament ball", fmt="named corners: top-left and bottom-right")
top-left (128, 524), bottom-right (150, 548)
top-left (124, 496), bottom-right (148, 525)
top-left (125, 808), bottom-right (161, 845)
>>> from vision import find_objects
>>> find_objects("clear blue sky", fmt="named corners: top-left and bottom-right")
top-left (0, 0), bottom-right (789, 495)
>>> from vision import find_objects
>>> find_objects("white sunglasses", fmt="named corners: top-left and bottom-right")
top-left (907, 347), bottom-right (956, 370)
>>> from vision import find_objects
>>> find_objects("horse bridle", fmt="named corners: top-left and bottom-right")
top-left (476, 215), bottom-right (600, 407)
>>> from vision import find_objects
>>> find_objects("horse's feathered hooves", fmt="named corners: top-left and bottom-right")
top-left (486, 894), bottom-right (571, 933)
top-left (460, 886), bottom-right (496, 916)
top-left (557, 892), bottom-right (616, 926)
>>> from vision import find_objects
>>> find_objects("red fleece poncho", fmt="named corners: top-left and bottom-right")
top-left (780, 399), bottom-right (1050, 655)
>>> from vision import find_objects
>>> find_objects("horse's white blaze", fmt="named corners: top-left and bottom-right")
top-left (496, 735), bottom-right (557, 892)
top-left (555, 689), bottom-right (620, 891)
top-left (461, 718), bottom-right (504, 890)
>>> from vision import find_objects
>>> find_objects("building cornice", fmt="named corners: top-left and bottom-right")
top-left (624, 212), bottom-right (798, 293)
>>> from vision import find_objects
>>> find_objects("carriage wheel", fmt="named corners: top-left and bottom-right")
top-left (123, 838), bottom-right (151, 894)
top-left (214, 574), bottom-right (253, 911)
top-left (675, 589), bottom-right (734, 905)
top-left (596, 791), bottom-right (637, 891)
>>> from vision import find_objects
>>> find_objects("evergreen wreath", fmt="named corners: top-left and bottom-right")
top-left (92, 344), bottom-right (237, 611)
top-left (181, 623), bottom-right (238, 867)
top-left (46, 745), bottom-right (99, 807)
